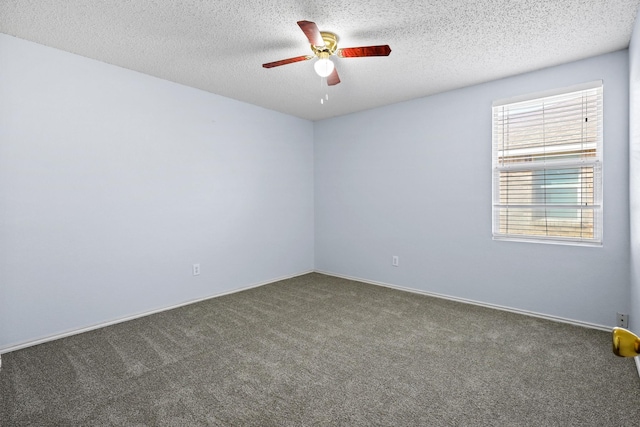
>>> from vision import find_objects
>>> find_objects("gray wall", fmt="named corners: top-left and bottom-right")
top-left (315, 51), bottom-right (630, 328)
top-left (0, 35), bottom-right (315, 351)
top-left (630, 15), bottom-right (640, 334)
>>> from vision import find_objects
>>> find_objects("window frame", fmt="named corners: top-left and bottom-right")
top-left (491, 81), bottom-right (603, 247)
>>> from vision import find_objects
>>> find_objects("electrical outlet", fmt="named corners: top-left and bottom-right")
top-left (193, 264), bottom-right (200, 276)
top-left (392, 256), bottom-right (399, 267)
top-left (617, 312), bottom-right (628, 328)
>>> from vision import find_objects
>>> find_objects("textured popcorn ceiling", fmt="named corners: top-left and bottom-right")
top-left (1, 0), bottom-right (639, 121)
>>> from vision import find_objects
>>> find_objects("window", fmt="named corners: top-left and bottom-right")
top-left (492, 81), bottom-right (603, 246)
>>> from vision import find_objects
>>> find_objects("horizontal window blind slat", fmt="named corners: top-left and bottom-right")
top-left (495, 160), bottom-right (601, 171)
top-left (494, 204), bottom-right (601, 209)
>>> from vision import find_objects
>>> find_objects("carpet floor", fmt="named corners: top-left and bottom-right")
top-left (1, 273), bottom-right (639, 426)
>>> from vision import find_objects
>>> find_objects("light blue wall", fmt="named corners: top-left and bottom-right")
top-left (0, 35), bottom-right (315, 351)
top-left (630, 15), bottom-right (640, 334)
top-left (1, 33), bottom-right (634, 352)
top-left (315, 51), bottom-right (630, 328)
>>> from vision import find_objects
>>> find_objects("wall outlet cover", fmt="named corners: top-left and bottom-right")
top-left (617, 312), bottom-right (628, 328)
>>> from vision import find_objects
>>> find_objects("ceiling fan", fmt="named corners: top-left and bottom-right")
top-left (262, 20), bottom-right (392, 86)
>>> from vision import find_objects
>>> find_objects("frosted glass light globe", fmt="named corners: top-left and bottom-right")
top-left (314, 58), bottom-right (334, 77)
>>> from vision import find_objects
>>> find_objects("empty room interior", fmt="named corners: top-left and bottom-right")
top-left (2, 1), bottom-right (640, 425)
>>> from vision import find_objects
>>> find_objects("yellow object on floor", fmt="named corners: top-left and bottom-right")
top-left (612, 327), bottom-right (640, 357)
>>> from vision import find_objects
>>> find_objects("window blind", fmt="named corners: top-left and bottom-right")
top-left (492, 82), bottom-right (603, 245)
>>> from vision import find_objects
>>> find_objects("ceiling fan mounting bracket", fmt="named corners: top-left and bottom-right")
top-left (311, 32), bottom-right (338, 56)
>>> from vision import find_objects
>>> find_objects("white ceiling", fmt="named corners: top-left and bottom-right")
top-left (2, 0), bottom-right (639, 121)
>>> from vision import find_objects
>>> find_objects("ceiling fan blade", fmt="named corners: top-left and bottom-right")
top-left (262, 55), bottom-right (313, 68)
top-left (327, 67), bottom-right (340, 86)
top-left (337, 45), bottom-right (392, 58)
top-left (297, 20), bottom-right (325, 47)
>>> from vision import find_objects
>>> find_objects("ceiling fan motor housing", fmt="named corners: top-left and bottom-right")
top-left (311, 32), bottom-right (338, 56)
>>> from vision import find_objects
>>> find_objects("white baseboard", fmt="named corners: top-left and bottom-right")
top-left (2, 269), bottom-right (619, 356)
top-left (315, 270), bottom-right (611, 332)
top-left (0, 270), bottom-right (314, 355)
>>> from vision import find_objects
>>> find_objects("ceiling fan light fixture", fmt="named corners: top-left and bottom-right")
top-left (262, 20), bottom-right (391, 87)
top-left (314, 57), bottom-right (334, 77)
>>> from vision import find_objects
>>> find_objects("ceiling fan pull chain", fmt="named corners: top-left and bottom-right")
top-left (321, 93), bottom-right (329, 105)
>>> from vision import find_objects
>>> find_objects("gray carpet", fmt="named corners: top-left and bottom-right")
top-left (1, 273), bottom-right (639, 426)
